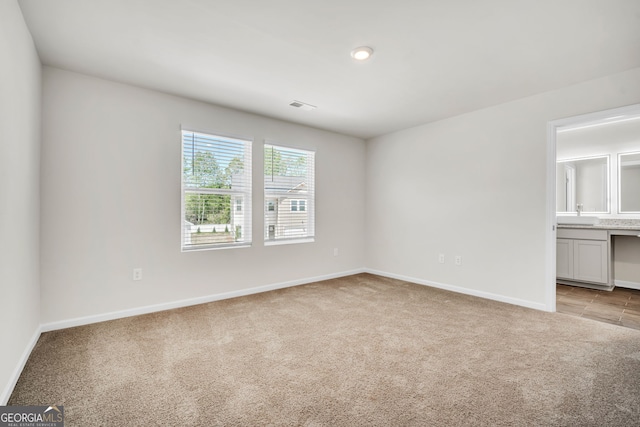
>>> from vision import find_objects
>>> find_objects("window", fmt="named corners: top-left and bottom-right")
top-left (182, 130), bottom-right (252, 250)
top-left (264, 144), bottom-right (315, 243)
top-left (290, 199), bottom-right (306, 212)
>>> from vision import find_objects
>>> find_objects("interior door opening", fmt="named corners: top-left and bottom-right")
top-left (547, 103), bottom-right (640, 314)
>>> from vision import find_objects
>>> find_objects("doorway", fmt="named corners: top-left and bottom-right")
top-left (546, 103), bottom-right (640, 314)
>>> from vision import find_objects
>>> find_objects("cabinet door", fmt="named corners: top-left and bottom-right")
top-left (556, 239), bottom-right (574, 280)
top-left (573, 240), bottom-right (608, 284)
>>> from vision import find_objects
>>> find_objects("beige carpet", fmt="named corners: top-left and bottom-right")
top-left (9, 274), bottom-right (640, 426)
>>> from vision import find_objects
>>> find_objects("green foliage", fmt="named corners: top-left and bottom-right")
top-left (224, 225), bottom-right (229, 233)
top-left (196, 227), bottom-right (201, 234)
top-left (185, 151), bottom-right (222, 188)
top-left (212, 227), bottom-right (217, 233)
top-left (235, 225), bottom-right (242, 240)
top-left (224, 157), bottom-right (244, 184)
top-left (264, 146), bottom-right (285, 176)
top-left (183, 150), bottom-right (245, 225)
top-left (184, 194), bottom-right (231, 225)
top-left (264, 146), bottom-right (307, 177)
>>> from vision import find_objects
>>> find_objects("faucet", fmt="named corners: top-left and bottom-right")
top-left (576, 203), bottom-right (583, 217)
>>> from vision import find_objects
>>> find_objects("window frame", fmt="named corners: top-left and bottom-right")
top-left (263, 142), bottom-right (315, 246)
top-left (181, 129), bottom-right (253, 251)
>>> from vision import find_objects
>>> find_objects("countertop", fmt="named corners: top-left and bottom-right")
top-left (558, 218), bottom-right (640, 231)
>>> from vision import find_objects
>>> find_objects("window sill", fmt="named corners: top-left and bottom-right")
top-left (264, 237), bottom-right (315, 247)
top-left (181, 243), bottom-right (252, 252)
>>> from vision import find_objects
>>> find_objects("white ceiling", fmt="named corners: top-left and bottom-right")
top-left (17, 0), bottom-right (640, 139)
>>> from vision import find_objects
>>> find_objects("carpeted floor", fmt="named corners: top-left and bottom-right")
top-left (9, 273), bottom-right (640, 426)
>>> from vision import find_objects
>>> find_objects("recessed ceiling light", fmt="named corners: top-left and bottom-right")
top-left (351, 46), bottom-right (373, 61)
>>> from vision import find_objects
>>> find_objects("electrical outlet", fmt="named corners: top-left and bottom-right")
top-left (438, 254), bottom-right (445, 264)
top-left (333, 248), bottom-right (339, 257)
top-left (455, 256), bottom-right (462, 266)
top-left (133, 268), bottom-right (143, 281)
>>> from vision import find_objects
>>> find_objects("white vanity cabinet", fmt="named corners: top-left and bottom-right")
top-left (556, 228), bottom-right (610, 288)
top-left (556, 238), bottom-right (574, 280)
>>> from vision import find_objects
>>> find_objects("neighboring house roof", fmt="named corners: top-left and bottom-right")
top-left (266, 177), bottom-right (306, 198)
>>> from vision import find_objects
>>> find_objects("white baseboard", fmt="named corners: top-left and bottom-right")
top-left (1, 325), bottom-right (42, 405)
top-left (365, 268), bottom-right (549, 311)
top-left (614, 280), bottom-right (640, 290)
top-left (40, 268), bottom-right (366, 333)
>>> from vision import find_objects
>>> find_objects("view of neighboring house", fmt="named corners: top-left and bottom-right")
top-left (182, 138), bottom-right (314, 249)
top-left (185, 177), bottom-right (310, 246)
top-left (230, 174), bottom-right (311, 242)
top-left (263, 174), bottom-right (310, 240)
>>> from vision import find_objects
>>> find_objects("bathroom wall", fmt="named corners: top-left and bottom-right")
top-left (557, 118), bottom-right (640, 216)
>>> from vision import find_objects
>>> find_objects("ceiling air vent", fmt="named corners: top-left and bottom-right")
top-left (289, 100), bottom-right (317, 111)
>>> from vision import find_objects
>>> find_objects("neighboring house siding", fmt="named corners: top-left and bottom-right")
top-left (264, 174), bottom-right (309, 240)
top-left (273, 198), bottom-right (308, 239)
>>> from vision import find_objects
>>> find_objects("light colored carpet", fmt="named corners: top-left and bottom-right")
top-left (9, 273), bottom-right (640, 426)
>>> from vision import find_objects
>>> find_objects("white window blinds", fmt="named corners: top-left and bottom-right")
top-left (182, 130), bottom-right (252, 250)
top-left (264, 144), bottom-right (315, 243)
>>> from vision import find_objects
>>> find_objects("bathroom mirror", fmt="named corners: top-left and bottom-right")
top-left (619, 151), bottom-right (640, 213)
top-left (556, 155), bottom-right (609, 214)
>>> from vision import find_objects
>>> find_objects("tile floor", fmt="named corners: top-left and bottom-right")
top-left (556, 284), bottom-right (640, 330)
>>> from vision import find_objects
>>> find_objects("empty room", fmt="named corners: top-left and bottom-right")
top-left (2, 0), bottom-right (640, 425)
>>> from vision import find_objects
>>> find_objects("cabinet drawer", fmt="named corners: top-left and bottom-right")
top-left (557, 228), bottom-right (607, 241)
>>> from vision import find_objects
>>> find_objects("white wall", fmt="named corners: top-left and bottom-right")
top-left (40, 67), bottom-right (365, 325)
top-left (0, 0), bottom-right (41, 404)
top-left (365, 67), bottom-right (640, 309)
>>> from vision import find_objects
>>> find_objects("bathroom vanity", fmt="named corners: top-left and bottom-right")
top-left (555, 123), bottom-right (640, 290)
top-left (556, 219), bottom-right (640, 291)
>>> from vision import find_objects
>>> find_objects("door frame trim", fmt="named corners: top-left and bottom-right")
top-left (546, 103), bottom-right (640, 312)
